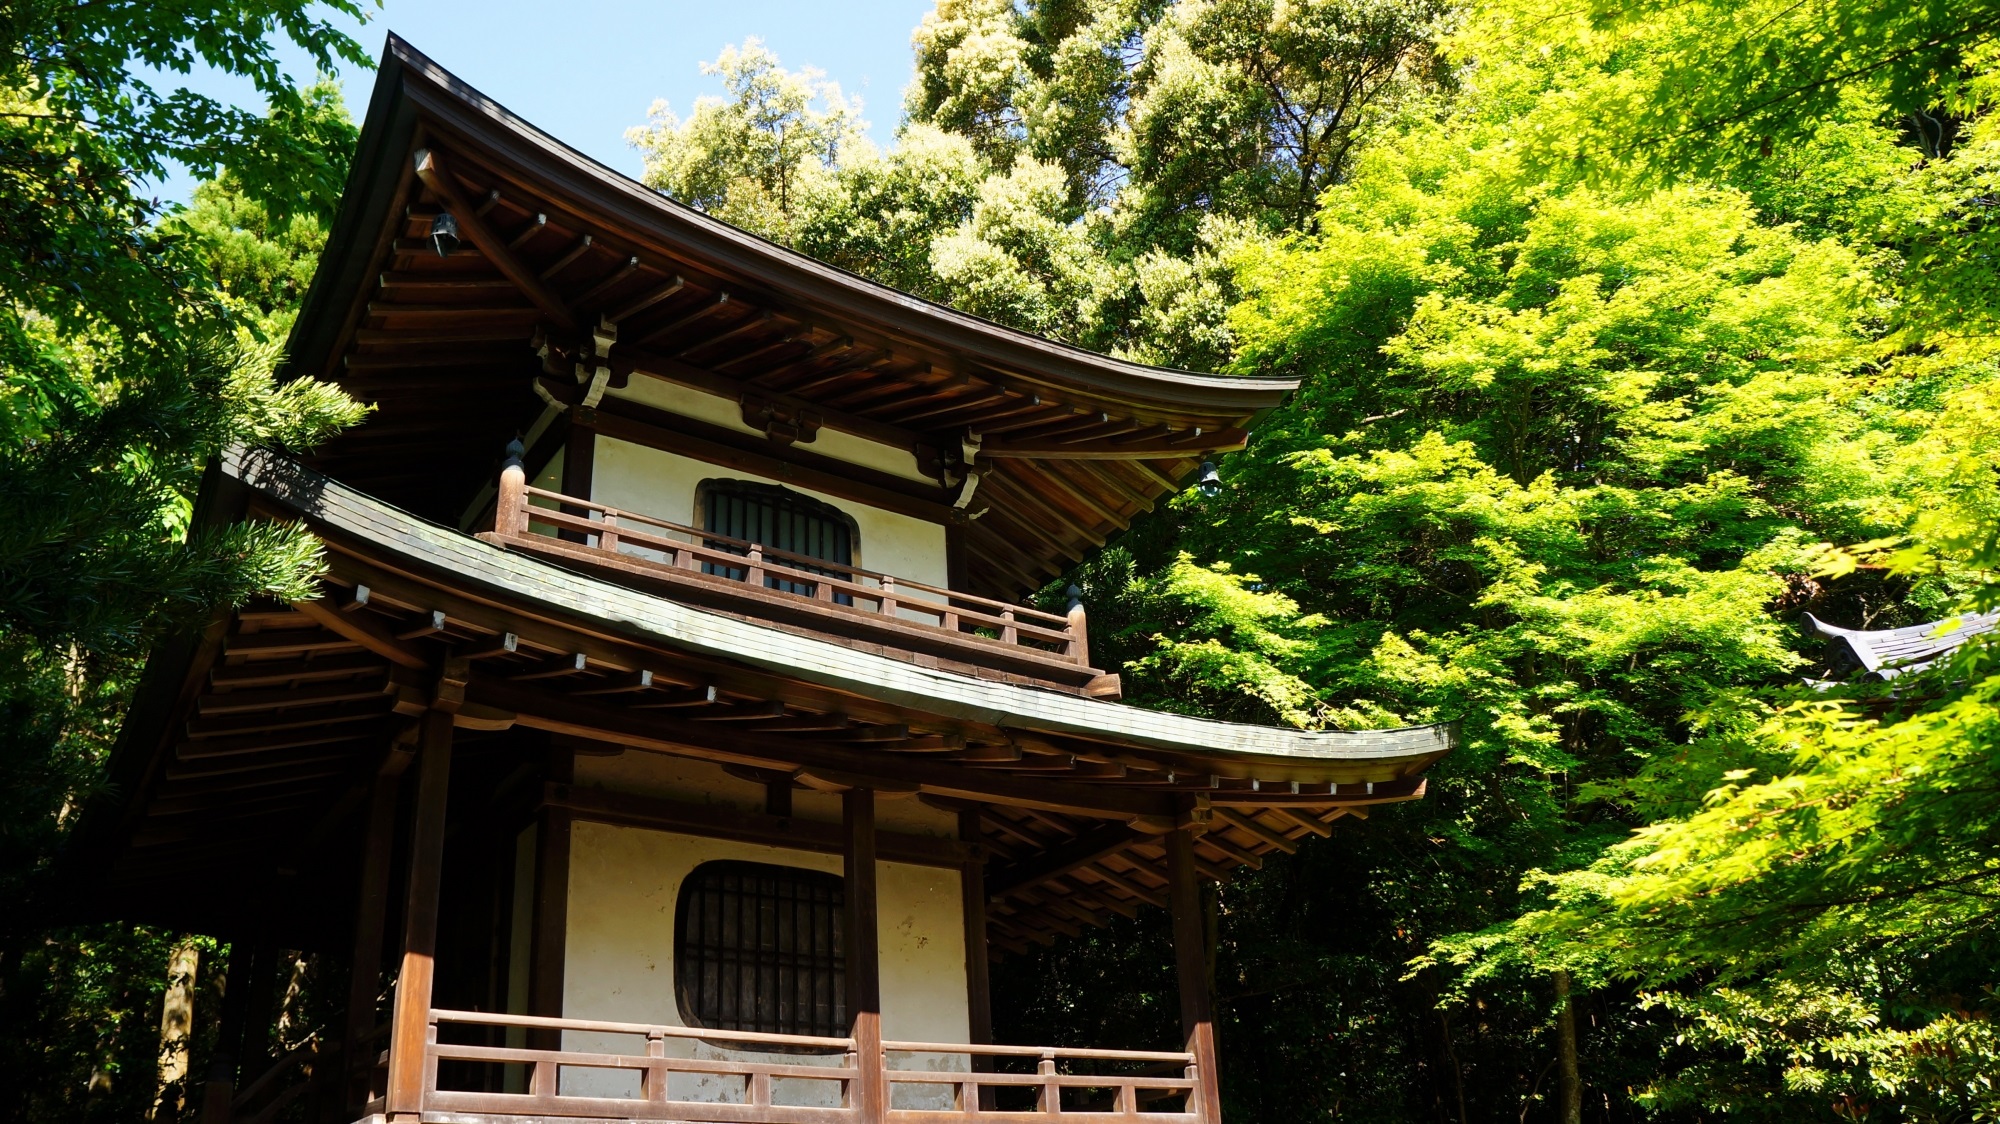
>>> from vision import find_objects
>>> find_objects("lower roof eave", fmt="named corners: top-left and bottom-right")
top-left (225, 447), bottom-right (1455, 779)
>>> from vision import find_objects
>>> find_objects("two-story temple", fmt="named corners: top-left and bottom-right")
top-left (73, 36), bottom-right (1454, 1124)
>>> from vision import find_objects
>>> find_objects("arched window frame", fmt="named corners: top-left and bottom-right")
top-left (674, 859), bottom-right (848, 1042)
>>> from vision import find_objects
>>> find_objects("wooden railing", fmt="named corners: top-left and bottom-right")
top-left (417, 1010), bottom-right (1203, 1124)
top-left (480, 461), bottom-right (1094, 679)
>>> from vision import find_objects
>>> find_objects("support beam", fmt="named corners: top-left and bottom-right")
top-left (385, 709), bottom-right (454, 1122)
top-left (1167, 828), bottom-right (1224, 1124)
top-left (844, 788), bottom-right (885, 1124)
top-left (345, 767), bottom-right (404, 1106)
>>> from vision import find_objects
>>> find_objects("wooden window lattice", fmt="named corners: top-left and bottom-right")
top-left (675, 860), bottom-right (847, 1038)
top-left (700, 480), bottom-right (856, 604)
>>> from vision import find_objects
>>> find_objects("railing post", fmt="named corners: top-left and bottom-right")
top-left (878, 575), bottom-right (898, 618)
top-left (1037, 1052), bottom-right (1059, 1118)
top-left (598, 511), bottom-right (619, 553)
top-left (999, 608), bottom-right (1018, 646)
top-left (645, 1029), bottom-right (668, 1104)
top-left (422, 1017), bottom-right (440, 1101)
top-left (495, 438), bottom-right (527, 537)
top-left (1065, 585), bottom-right (1090, 667)
top-left (745, 545), bottom-right (765, 589)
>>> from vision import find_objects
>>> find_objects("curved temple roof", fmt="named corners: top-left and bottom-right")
top-left (288, 34), bottom-right (1300, 599)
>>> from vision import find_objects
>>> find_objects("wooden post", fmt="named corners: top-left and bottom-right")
top-left (345, 766), bottom-right (405, 1105)
top-left (844, 787), bottom-right (885, 1123)
top-left (496, 439), bottom-right (527, 537)
top-left (558, 412), bottom-right (596, 545)
top-left (958, 807), bottom-right (995, 1110)
top-left (1065, 585), bottom-right (1090, 667)
top-left (1166, 828), bottom-right (1224, 1124)
top-left (384, 709), bottom-right (454, 1122)
top-left (198, 940), bottom-right (265, 1124)
top-left (527, 745), bottom-right (574, 1053)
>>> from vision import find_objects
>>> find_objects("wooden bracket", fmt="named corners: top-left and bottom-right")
top-left (740, 393), bottom-right (822, 445)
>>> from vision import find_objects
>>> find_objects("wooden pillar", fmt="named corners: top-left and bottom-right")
top-left (198, 939), bottom-right (267, 1124)
top-left (844, 787), bottom-right (885, 1122)
top-left (345, 765), bottom-right (405, 1105)
top-left (384, 709), bottom-right (454, 1122)
top-left (527, 746), bottom-right (574, 1055)
top-left (562, 411), bottom-right (596, 501)
top-left (957, 808), bottom-right (992, 1045)
top-left (958, 807), bottom-right (995, 1110)
top-left (556, 411), bottom-right (597, 545)
top-left (1166, 829), bottom-right (1224, 1124)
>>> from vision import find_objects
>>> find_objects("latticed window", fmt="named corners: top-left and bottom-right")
top-left (699, 480), bottom-right (856, 602)
top-left (675, 860), bottom-right (847, 1038)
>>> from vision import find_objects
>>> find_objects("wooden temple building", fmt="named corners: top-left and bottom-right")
top-left (73, 36), bottom-right (1454, 1124)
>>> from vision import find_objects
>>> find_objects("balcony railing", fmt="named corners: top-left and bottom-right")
top-left (417, 1009), bottom-right (1204, 1123)
top-left (479, 464), bottom-right (1101, 687)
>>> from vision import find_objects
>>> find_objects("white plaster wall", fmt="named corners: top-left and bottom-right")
top-left (589, 435), bottom-right (950, 603)
top-left (558, 818), bottom-right (970, 1106)
top-left (608, 377), bottom-right (934, 485)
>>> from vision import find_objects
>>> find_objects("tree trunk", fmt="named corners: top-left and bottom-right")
top-left (150, 942), bottom-right (201, 1121)
top-left (1555, 970), bottom-right (1581, 1124)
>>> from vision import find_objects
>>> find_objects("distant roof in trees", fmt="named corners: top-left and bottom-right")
top-left (1804, 611), bottom-right (2000, 681)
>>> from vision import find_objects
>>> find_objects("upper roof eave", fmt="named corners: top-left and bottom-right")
top-left (225, 446), bottom-right (1451, 778)
top-left (287, 33), bottom-right (1299, 417)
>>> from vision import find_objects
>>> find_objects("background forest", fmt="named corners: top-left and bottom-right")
top-left (3, 0), bottom-right (1998, 1121)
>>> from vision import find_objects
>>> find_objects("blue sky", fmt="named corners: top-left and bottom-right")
top-left (151, 0), bottom-right (933, 202)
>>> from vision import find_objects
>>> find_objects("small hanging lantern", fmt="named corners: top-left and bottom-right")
top-left (429, 210), bottom-right (461, 257)
top-left (1195, 460), bottom-right (1222, 498)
